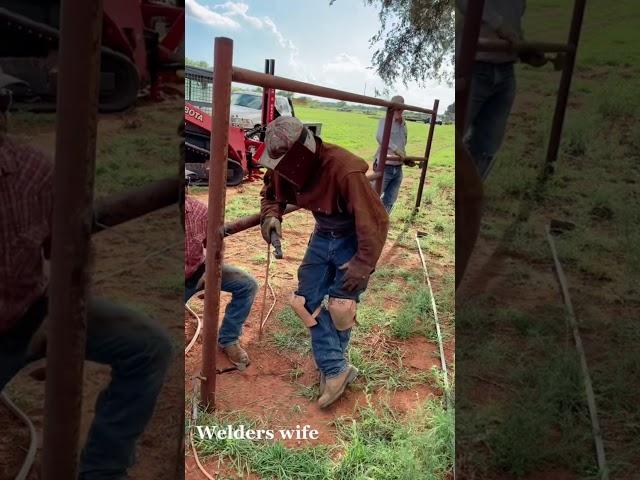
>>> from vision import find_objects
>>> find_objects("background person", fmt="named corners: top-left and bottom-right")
top-left (259, 116), bottom-right (389, 409)
top-left (457, 0), bottom-right (547, 180)
top-left (183, 194), bottom-right (258, 369)
top-left (373, 95), bottom-right (409, 213)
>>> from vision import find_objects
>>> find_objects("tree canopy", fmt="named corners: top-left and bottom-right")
top-left (331, 0), bottom-right (455, 86)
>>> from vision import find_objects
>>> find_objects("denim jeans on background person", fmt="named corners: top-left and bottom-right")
top-left (184, 263), bottom-right (258, 347)
top-left (372, 162), bottom-right (404, 213)
top-left (464, 61), bottom-right (517, 180)
top-left (296, 230), bottom-right (367, 379)
top-left (0, 296), bottom-right (173, 480)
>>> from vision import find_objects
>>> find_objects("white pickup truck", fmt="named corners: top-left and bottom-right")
top-left (230, 92), bottom-right (293, 129)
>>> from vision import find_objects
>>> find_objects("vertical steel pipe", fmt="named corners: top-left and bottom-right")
top-left (261, 59), bottom-right (269, 129)
top-left (415, 99), bottom-right (440, 210)
top-left (201, 37), bottom-right (233, 410)
top-left (455, 0), bottom-right (485, 132)
top-left (375, 108), bottom-right (395, 194)
top-left (545, 0), bottom-right (587, 169)
top-left (42, 1), bottom-right (104, 479)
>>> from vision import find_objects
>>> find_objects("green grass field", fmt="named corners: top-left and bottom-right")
top-left (458, 1), bottom-right (640, 477)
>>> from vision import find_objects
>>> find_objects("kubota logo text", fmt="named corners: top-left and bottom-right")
top-left (185, 105), bottom-right (203, 122)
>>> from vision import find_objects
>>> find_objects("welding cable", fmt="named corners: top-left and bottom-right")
top-left (0, 392), bottom-right (37, 480)
top-left (414, 233), bottom-right (450, 395)
top-left (189, 378), bottom-right (216, 480)
top-left (546, 224), bottom-right (609, 480)
top-left (184, 303), bottom-right (202, 354)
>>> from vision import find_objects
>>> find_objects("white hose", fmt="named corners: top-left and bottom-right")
top-left (185, 303), bottom-right (202, 354)
top-left (0, 392), bottom-right (37, 480)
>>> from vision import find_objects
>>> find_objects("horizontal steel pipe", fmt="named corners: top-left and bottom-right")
top-left (387, 155), bottom-right (427, 163)
top-left (93, 177), bottom-right (180, 232)
top-left (477, 39), bottom-right (574, 53)
top-left (223, 171), bottom-right (381, 236)
top-left (232, 67), bottom-right (434, 115)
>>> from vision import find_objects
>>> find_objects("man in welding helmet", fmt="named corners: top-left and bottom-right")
top-left (259, 116), bottom-right (389, 408)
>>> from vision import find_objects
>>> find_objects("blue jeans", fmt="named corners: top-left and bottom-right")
top-left (296, 230), bottom-right (367, 378)
top-left (184, 263), bottom-right (258, 347)
top-left (464, 61), bottom-right (516, 180)
top-left (373, 164), bottom-right (403, 213)
top-left (0, 296), bottom-right (173, 480)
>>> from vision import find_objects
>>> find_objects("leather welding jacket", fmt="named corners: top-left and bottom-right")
top-left (260, 137), bottom-right (389, 274)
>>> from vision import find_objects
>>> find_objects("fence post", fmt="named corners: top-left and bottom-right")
top-left (545, 0), bottom-right (587, 171)
top-left (201, 37), bottom-right (233, 410)
top-left (375, 108), bottom-right (395, 194)
top-left (415, 99), bottom-right (440, 210)
top-left (42, 1), bottom-right (104, 478)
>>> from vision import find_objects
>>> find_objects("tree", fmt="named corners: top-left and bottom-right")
top-left (186, 57), bottom-right (210, 68)
top-left (331, 0), bottom-right (455, 86)
top-left (443, 102), bottom-right (455, 122)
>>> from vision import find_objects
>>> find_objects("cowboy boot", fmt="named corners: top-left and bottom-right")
top-left (317, 365), bottom-right (358, 409)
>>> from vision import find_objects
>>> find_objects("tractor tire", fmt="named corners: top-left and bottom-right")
top-left (226, 159), bottom-right (244, 186)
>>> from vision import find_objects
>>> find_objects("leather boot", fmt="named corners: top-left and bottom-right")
top-left (221, 343), bottom-right (250, 369)
top-left (317, 365), bottom-right (358, 409)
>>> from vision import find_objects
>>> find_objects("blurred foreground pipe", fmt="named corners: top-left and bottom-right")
top-left (477, 39), bottom-right (574, 53)
top-left (545, 0), bottom-right (587, 170)
top-left (42, 1), bottom-right (104, 479)
top-left (93, 177), bottom-right (180, 231)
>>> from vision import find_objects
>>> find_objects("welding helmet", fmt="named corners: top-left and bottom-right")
top-left (259, 116), bottom-right (317, 189)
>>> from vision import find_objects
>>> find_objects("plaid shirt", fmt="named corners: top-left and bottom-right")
top-left (185, 196), bottom-right (208, 279)
top-left (0, 137), bottom-right (53, 335)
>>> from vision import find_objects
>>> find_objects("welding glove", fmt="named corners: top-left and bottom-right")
top-left (261, 216), bottom-right (282, 244)
top-left (339, 260), bottom-right (372, 292)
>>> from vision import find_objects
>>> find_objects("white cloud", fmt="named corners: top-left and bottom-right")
top-left (214, 2), bottom-right (264, 28)
top-left (323, 53), bottom-right (367, 74)
top-left (186, 0), bottom-right (240, 28)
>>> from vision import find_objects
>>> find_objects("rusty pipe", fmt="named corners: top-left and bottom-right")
top-left (201, 37), bottom-right (233, 410)
top-left (375, 108), bottom-right (395, 194)
top-left (42, 1), bottom-right (104, 479)
top-left (477, 39), bottom-right (574, 54)
top-left (545, 0), bottom-right (587, 170)
top-left (415, 99), bottom-right (440, 210)
top-left (92, 177), bottom-right (179, 232)
top-left (232, 67), bottom-right (434, 115)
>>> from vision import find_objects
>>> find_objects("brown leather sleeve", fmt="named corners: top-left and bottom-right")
top-left (341, 172), bottom-right (389, 272)
top-left (260, 170), bottom-right (287, 222)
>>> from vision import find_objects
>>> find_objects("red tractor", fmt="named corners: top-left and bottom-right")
top-left (184, 63), bottom-right (321, 186)
top-left (0, 0), bottom-right (184, 111)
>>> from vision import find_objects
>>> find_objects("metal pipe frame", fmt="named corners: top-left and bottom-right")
top-left (202, 37), bottom-right (440, 410)
top-left (545, 0), bottom-right (587, 169)
top-left (201, 37), bottom-right (233, 409)
top-left (476, 39), bottom-right (574, 54)
top-left (232, 67), bottom-right (435, 115)
top-left (42, 0), bottom-right (104, 478)
top-left (375, 108), bottom-right (395, 194)
top-left (415, 99), bottom-right (440, 210)
top-left (92, 177), bottom-right (180, 232)
top-left (458, 0), bottom-right (586, 172)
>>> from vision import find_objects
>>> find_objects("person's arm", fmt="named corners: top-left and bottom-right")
top-left (342, 171), bottom-right (389, 273)
top-left (259, 170), bottom-right (287, 223)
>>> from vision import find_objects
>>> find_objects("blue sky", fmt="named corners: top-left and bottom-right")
top-left (185, 0), bottom-right (454, 108)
